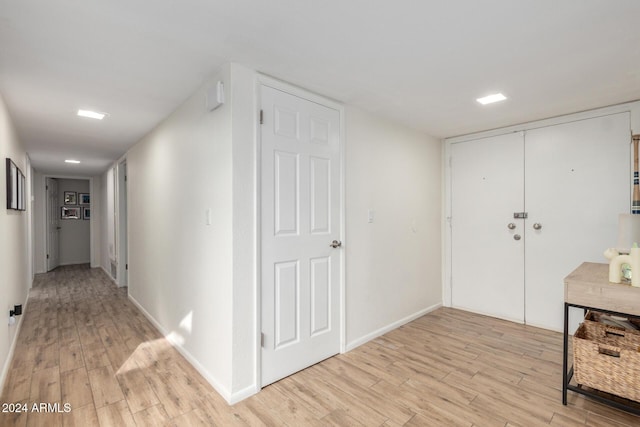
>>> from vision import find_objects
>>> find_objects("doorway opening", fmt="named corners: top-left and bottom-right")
top-left (44, 177), bottom-right (93, 271)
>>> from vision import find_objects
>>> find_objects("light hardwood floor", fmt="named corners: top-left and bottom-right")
top-left (2, 265), bottom-right (640, 426)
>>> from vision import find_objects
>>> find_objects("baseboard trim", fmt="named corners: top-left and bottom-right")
top-left (0, 292), bottom-right (30, 393)
top-left (127, 294), bottom-right (245, 404)
top-left (228, 384), bottom-right (260, 405)
top-left (449, 304), bottom-right (525, 326)
top-left (58, 261), bottom-right (91, 267)
top-left (100, 265), bottom-right (117, 284)
top-left (345, 302), bottom-right (442, 352)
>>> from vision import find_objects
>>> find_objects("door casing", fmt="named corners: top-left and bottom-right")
top-left (116, 159), bottom-right (128, 287)
top-left (46, 177), bottom-right (60, 271)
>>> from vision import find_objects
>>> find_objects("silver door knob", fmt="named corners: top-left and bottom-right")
top-left (514, 234), bottom-right (521, 241)
top-left (330, 240), bottom-right (342, 248)
top-left (533, 223), bottom-right (542, 230)
top-left (507, 223), bottom-right (516, 230)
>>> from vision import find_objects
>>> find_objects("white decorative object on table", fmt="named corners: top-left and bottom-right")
top-left (604, 246), bottom-right (640, 287)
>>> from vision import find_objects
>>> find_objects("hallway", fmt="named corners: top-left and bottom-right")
top-left (0, 265), bottom-right (225, 426)
top-left (3, 266), bottom-right (640, 426)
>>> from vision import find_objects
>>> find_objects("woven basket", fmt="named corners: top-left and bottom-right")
top-left (583, 311), bottom-right (640, 333)
top-left (573, 320), bottom-right (640, 402)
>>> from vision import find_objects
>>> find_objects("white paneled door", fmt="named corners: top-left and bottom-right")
top-left (261, 85), bottom-right (342, 386)
top-left (450, 132), bottom-right (526, 323)
top-left (46, 177), bottom-right (60, 271)
top-left (524, 113), bottom-right (630, 331)
top-left (450, 112), bottom-right (630, 331)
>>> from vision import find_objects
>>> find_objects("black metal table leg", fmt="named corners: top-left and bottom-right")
top-left (562, 302), bottom-right (569, 405)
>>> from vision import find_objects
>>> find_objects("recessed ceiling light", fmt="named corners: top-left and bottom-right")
top-left (65, 159), bottom-right (81, 164)
top-left (77, 109), bottom-right (106, 120)
top-left (476, 93), bottom-right (507, 105)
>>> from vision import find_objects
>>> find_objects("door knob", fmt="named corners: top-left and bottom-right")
top-left (507, 223), bottom-right (516, 230)
top-left (514, 234), bottom-right (521, 241)
top-left (533, 223), bottom-right (542, 230)
top-left (329, 240), bottom-right (342, 248)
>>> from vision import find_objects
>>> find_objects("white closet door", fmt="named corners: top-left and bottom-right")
top-left (451, 132), bottom-right (525, 323)
top-left (525, 113), bottom-right (630, 331)
top-left (260, 85), bottom-right (342, 386)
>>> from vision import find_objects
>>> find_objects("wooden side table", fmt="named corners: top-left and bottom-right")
top-left (563, 262), bottom-right (640, 414)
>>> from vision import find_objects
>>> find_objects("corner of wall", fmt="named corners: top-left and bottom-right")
top-left (229, 62), bottom-right (259, 397)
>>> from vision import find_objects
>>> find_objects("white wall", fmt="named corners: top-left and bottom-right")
top-left (0, 92), bottom-right (30, 390)
top-left (119, 63), bottom-right (444, 403)
top-left (344, 106), bottom-right (442, 349)
top-left (230, 64), bottom-right (257, 396)
top-left (126, 64), bottom-right (235, 399)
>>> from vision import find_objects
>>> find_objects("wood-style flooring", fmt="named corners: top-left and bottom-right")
top-left (2, 264), bottom-right (640, 426)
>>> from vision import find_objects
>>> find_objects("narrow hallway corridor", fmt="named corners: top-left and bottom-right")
top-left (0, 265), bottom-right (227, 426)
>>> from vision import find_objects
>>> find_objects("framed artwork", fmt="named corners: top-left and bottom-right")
top-left (61, 206), bottom-right (81, 219)
top-left (6, 158), bottom-right (18, 210)
top-left (83, 207), bottom-right (91, 220)
top-left (79, 193), bottom-right (90, 205)
top-left (64, 191), bottom-right (77, 205)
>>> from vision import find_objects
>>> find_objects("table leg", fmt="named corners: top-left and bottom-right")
top-left (563, 302), bottom-right (569, 405)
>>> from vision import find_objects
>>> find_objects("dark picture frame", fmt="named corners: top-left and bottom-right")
top-left (61, 206), bottom-right (81, 219)
top-left (64, 191), bottom-right (77, 205)
top-left (83, 207), bottom-right (90, 220)
top-left (6, 158), bottom-right (18, 210)
top-left (79, 193), bottom-right (90, 205)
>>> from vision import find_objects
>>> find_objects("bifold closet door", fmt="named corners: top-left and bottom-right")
top-left (450, 132), bottom-right (525, 323)
top-left (524, 112), bottom-right (630, 331)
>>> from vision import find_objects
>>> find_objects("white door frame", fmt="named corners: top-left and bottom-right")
top-left (42, 174), bottom-right (96, 272)
top-left (255, 74), bottom-right (346, 388)
top-left (25, 156), bottom-right (34, 283)
top-left (115, 158), bottom-right (128, 287)
top-left (45, 177), bottom-right (59, 272)
top-left (443, 101), bottom-right (640, 307)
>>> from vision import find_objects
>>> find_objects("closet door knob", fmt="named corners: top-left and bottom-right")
top-left (507, 223), bottom-right (516, 230)
top-left (533, 223), bottom-right (542, 230)
top-left (514, 234), bottom-right (521, 241)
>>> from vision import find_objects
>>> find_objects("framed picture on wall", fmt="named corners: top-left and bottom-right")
top-left (61, 206), bottom-right (81, 219)
top-left (79, 193), bottom-right (90, 205)
top-left (83, 207), bottom-right (90, 220)
top-left (64, 191), bottom-right (77, 205)
top-left (6, 158), bottom-right (18, 210)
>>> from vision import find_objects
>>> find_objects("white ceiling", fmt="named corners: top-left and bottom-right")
top-left (1, 1), bottom-right (640, 176)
